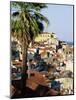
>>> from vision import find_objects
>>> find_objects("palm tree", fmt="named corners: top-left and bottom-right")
top-left (11, 2), bottom-right (49, 96)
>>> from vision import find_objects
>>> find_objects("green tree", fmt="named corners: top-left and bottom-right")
top-left (11, 2), bottom-right (49, 96)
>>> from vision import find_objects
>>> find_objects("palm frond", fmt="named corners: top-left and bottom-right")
top-left (35, 12), bottom-right (49, 25)
top-left (11, 2), bottom-right (49, 44)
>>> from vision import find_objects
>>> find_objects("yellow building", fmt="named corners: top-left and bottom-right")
top-left (35, 32), bottom-right (58, 45)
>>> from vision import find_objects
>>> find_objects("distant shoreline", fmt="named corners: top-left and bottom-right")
top-left (66, 41), bottom-right (73, 46)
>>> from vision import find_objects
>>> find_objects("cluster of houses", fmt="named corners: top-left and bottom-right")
top-left (11, 32), bottom-right (73, 98)
top-left (11, 32), bottom-right (73, 62)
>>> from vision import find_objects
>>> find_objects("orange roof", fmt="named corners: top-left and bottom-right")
top-left (27, 70), bottom-right (49, 87)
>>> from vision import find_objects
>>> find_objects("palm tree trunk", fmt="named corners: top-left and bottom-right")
top-left (21, 36), bottom-right (28, 96)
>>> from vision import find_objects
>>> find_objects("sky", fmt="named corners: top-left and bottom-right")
top-left (11, 3), bottom-right (73, 42)
top-left (41, 4), bottom-right (73, 42)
